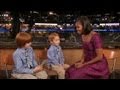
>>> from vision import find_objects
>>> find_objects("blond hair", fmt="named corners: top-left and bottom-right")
top-left (48, 33), bottom-right (59, 42)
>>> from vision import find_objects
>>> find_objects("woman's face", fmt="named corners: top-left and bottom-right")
top-left (75, 22), bottom-right (83, 34)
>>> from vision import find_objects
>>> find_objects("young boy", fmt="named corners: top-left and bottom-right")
top-left (12, 32), bottom-right (48, 79)
top-left (47, 33), bottom-right (70, 79)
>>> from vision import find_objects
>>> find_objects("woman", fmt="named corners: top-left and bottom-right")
top-left (65, 16), bottom-right (110, 79)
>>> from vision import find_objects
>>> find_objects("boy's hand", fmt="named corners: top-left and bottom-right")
top-left (63, 64), bottom-right (70, 70)
top-left (33, 65), bottom-right (43, 73)
top-left (37, 65), bottom-right (43, 71)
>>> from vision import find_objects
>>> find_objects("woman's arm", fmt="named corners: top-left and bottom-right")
top-left (84, 48), bottom-right (103, 66)
top-left (84, 33), bottom-right (103, 66)
top-left (75, 50), bottom-right (84, 67)
top-left (76, 33), bottom-right (103, 68)
top-left (80, 50), bottom-right (84, 63)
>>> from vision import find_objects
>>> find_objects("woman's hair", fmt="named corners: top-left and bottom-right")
top-left (16, 32), bottom-right (32, 48)
top-left (48, 33), bottom-right (59, 42)
top-left (76, 16), bottom-right (93, 35)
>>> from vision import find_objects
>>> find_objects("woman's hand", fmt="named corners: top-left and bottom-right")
top-left (75, 62), bottom-right (84, 68)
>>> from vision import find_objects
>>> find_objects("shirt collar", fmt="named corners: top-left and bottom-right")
top-left (18, 47), bottom-right (29, 53)
top-left (51, 45), bottom-right (60, 49)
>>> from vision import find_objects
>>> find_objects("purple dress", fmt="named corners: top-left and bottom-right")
top-left (65, 33), bottom-right (110, 79)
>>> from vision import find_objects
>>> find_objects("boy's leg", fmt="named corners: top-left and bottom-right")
top-left (11, 74), bottom-right (37, 79)
top-left (51, 65), bottom-right (65, 79)
top-left (35, 70), bottom-right (48, 79)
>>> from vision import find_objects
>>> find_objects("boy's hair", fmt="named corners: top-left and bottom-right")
top-left (48, 33), bottom-right (59, 42)
top-left (16, 32), bottom-right (32, 48)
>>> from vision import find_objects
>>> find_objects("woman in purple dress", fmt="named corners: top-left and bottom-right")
top-left (65, 16), bottom-right (110, 79)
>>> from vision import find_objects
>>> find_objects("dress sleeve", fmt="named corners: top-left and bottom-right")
top-left (93, 34), bottom-right (103, 49)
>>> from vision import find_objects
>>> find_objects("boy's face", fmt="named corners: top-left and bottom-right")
top-left (24, 42), bottom-right (32, 48)
top-left (51, 36), bottom-right (60, 46)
